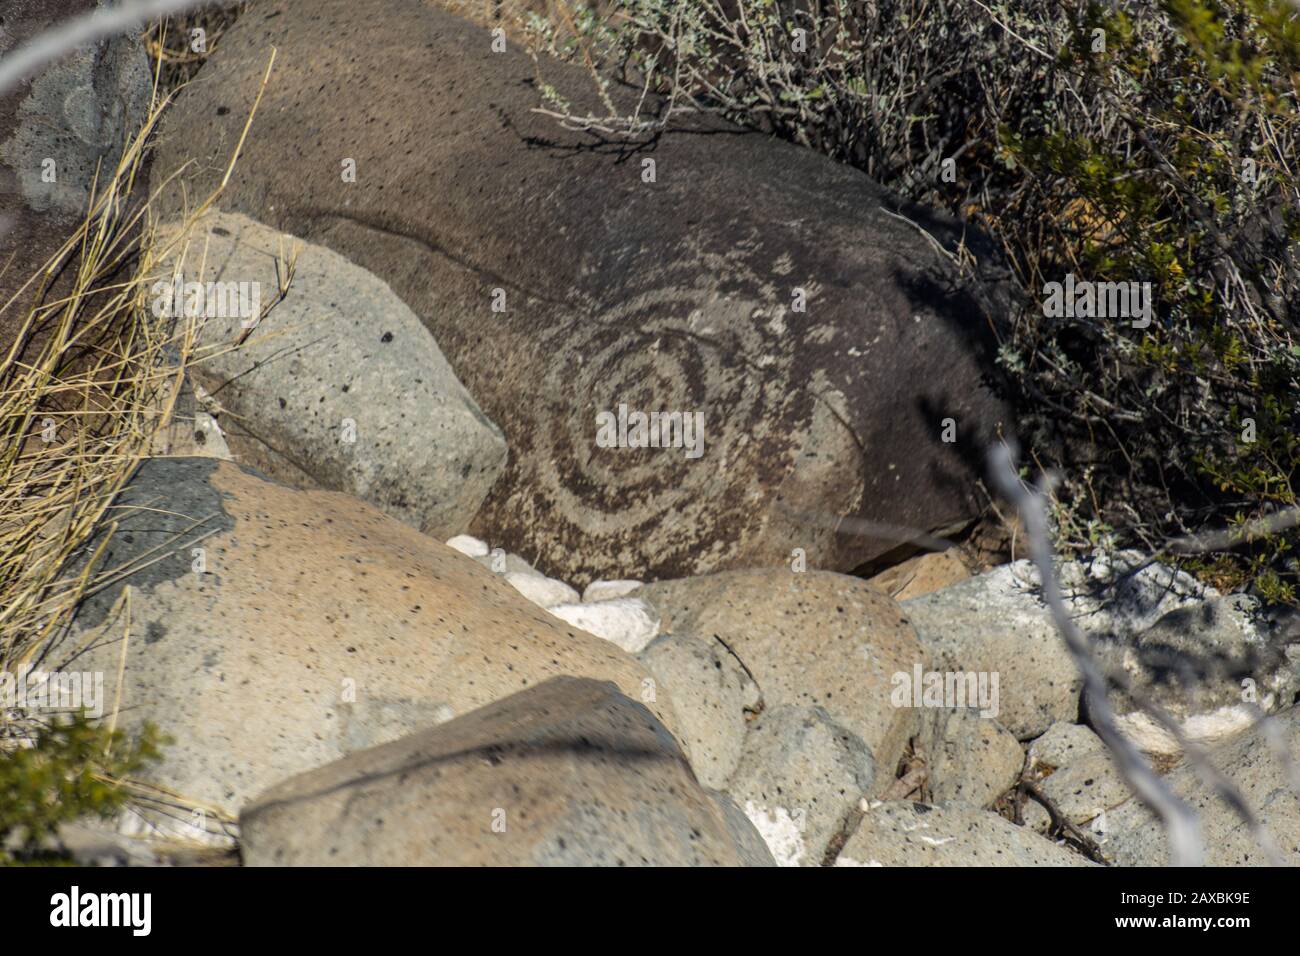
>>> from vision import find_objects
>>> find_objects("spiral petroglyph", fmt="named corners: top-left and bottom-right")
top-left (477, 285), bottom-right (811, 581)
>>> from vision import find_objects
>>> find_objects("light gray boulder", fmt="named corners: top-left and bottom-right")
top-left (241, 677), bottom-right (767, 866)
top-left (1102, 704), bottom-right (1300, 866)
top-left (548, 598), bottom-right (661, 654)
top-left (1023, 748), bottom-right (1137, 836)
top-left (902, 564), bottom-right (1082, 739)
top-left (918, 708), bottom-right (1024, 808)
top-left (636, 633), bottom-right (757, 789)
top-left (639, 570), bottom-right (926, 785)
top-left (164, 209), bottom-right (507, 538)
top-left (502, 571), bottom-right (579, 608)
top-left (1053, 551), bottom-right (1209, 632)
top-left (901, 555), bottom-right (1230, 740)
top-left (1089, 594), bottom-right (1297, 754)
top-left (1028, 721), bottom-right (1106, 770)
top-left (729, 704), bottom-right (875, 867)
top-left (46, 458), bottom-right (681, 843)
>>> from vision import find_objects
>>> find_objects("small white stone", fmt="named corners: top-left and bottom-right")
top-left (192, 411), bottom-right (232, 459)
top-left (445, 534), bottom-right (489, 558)
top-left (504, 571), bottom-right (579, 609)
top-left (547, 598), bottom-right (660, 654)
top-left (581, 579), bottom-right (643, 603)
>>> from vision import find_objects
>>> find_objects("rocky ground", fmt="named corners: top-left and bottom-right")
top-left (4, 0), bottom-right (1300, 866)
top-left (42, 453), bottom-right (1300, 866)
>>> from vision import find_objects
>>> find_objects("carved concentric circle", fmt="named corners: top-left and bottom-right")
top-left (521, 287), bottom-right (809, 572)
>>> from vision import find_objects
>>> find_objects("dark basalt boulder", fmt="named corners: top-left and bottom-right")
top-left (151, 0), bottom-right (1012, 584)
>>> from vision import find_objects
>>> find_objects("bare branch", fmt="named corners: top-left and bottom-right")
top-left (1161, 506), bottom-right (1300, 556)
top-left (989, 442), bottom-right (1205, 866)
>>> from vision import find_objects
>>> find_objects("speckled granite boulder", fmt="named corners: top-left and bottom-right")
top-left (46, 458), bottom-right (679, 840)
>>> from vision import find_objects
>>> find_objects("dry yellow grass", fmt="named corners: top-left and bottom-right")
top-left (0, 41), bottom-right (282, 851)
top-left (1, 45), bottom-right (276, 697)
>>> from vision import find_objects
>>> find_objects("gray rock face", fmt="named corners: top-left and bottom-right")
top-left (902, 555), bottom-right (1291, 750)
top-left (636, 633), bottom-right (756, 789)
top-left (241, 677), bottom-right (767, 866)
top-left (164, 210), bottom-right (507, 538)
top-left (638, 570), bottom-right (926, 782)
top-left (902, 565), bottom-right (1082, 739)
top-left (729, 704), bottom-right (876, 867)
top-left (835, 802), bottom-right (1094, 867)
top-left (1028, 722), bottom-right (1105, 770)
top-left (0, 0), bottom-right (152, 344)
top-left (1090, 595), bottom-right (1297, 754)
top-left (45, 458), bottom-right (680, 841)
top-left (150, 0), bottom-right (1011, 586)
top-left (918, 708), bottom-right (1024, 808)
top-left (1102, 705), bottom-right (1300, 866)
top-left (1023, 749), bottom-right (1135, 834)
top-left (898, 555), bottom-right (1217, 737)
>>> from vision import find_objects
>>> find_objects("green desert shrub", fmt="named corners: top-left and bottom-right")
top-left (525, 0), bottom-right (1300, 597)
top-left (997, 0), bottom-right (1300, 599)
top-left (0, 715), bottom-right (163, 865)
